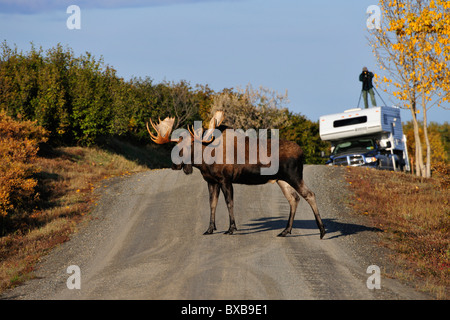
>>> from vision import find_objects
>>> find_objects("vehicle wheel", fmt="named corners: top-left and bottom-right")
top-left (376, 160), bottom-right (382, 170)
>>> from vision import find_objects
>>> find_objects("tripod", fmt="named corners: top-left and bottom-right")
top-left (357, 87), bottom-right (387, 108)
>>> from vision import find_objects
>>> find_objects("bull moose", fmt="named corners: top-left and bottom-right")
top-left (147, 111), bottom-right (326, 239)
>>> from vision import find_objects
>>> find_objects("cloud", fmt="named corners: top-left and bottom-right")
top-left (0, 0), bottom-right (230, 14)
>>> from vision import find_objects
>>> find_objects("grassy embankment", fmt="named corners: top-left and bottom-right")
top-left (0, 132), bottom-right (171, 294)
top-left (345, 165), bottom-right (449, 299)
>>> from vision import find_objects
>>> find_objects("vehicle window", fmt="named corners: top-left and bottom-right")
top-left (333, 116), bottom-right (367, 128)
top-left (333, 139), bottom-right (374, 155)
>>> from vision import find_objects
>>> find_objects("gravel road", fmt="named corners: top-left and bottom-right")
top-left (2, 165), bottom-right (429, 300)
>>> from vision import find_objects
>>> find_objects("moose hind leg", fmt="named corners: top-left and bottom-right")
top-left (277, 180), bottom-right (300, 237)
top-left (296, 180), bottom-right (326, 239)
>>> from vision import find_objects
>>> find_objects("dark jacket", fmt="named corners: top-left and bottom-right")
top-left (359, 71), bottom-right (374, 91)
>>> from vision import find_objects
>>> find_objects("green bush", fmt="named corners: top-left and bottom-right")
top-left (0, 41), bottom-right (328, 163)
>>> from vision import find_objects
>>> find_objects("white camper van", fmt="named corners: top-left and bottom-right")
top-left (319, 106), bottom-right (410, 171)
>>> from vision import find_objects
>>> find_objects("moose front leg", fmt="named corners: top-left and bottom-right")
top-left (220, 181), bottom-right (237, 235)
top-left (204, 182), bottom-right (220, 235)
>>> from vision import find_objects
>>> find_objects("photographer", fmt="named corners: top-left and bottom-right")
top-left (359, 67), bottom-right (377, 109)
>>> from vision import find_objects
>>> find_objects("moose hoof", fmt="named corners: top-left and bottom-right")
top-left (203, 223), bottom-right (217, 235)
top-left (277, 229), bottom-right (291, 237)
top-left (224, 227), bottom-right (237, 235)
top-left (278, 229), bottom-right (291, 237)
top-left (320, 228), bottom-right (326, 239)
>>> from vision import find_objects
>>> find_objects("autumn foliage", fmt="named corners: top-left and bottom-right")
top-left (0, 112), bottom-right (47, 221)
top-left (369, 0), bottom-right (450, 177)
top-left (403, 120), bottom-right (449, 169)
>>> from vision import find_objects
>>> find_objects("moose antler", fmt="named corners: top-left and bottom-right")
top-left (188, 123), bottom-right (215, 143)
top-left (188, 111), bottom-right (225, 143)
top-left (210, 110), bottom-right (225, 128)
top-left (146, 117), bottom-right (176, 144)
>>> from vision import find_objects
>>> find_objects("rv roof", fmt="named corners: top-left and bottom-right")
top-left (344, 108), bottom-right (362, 112)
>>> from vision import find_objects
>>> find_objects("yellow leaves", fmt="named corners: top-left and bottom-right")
top-left (0, 112), bottom-right (47, 218)
top-left (373, 0), bottom-right (450, 108)
top-left (387, 0), bottom-right (405, 9)
top-left (381, 76), bottom-right (393, 87)
top-left (389, 17), bottom-right (405, 33)
top-left (404, 121), bottom-right (449, 163)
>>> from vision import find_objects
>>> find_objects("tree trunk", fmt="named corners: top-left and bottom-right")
top-left (409, 99), bottom-right (425, 177)
top-left (421, 92), bottom-right (431, 178)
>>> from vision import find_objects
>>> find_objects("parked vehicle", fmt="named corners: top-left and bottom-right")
top-left (319, 106), bottom-right (410, 171)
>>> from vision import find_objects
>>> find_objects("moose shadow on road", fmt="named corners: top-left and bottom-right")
top-left (238, 217), bottom-right (381, 239)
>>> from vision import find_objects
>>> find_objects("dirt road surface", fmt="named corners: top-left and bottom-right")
top-left (3, 165), bottom-right (429, 300)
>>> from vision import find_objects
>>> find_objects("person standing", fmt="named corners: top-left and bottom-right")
top-left (359, 67), bottom-right (377, 109)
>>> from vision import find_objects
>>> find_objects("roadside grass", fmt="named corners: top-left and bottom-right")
top-left (345, 165), bottom-right (449, 299)
top-left (0, 140), bottom-right (170, 294)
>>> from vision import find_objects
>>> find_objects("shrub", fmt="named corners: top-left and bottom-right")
top-left (209, 85), bottom-right (291, 130)
top-left (0, 111), bottom-right (47, 228)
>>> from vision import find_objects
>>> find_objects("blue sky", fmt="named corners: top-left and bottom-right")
top-left (0, 0), bottom-right (448, 124)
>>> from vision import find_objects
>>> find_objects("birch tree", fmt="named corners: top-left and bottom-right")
top-left (368, 0), bottom-right (450, 177)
